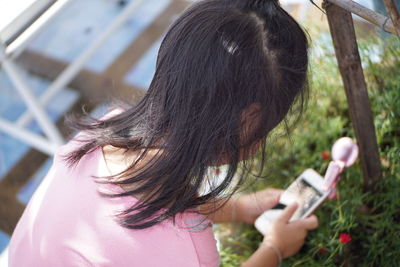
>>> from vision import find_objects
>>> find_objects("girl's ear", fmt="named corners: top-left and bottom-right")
top-left (240, 103), bottom-right (262, 142)
top-left (238, 103), bottom-right (264, 160)
top-left (241, 103), bottom-right (262, 125)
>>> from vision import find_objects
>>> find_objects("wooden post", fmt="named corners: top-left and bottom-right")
top-left (324, 1), bottom-right (382, 191)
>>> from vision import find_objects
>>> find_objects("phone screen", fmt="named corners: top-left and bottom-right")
top-left (272, 177), bottom-right (323, 219)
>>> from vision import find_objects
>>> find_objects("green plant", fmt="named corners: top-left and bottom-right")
top-left (218, 33), bottom-right (400, 266)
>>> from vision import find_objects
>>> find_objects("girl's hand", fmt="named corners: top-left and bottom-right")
top-left (264, 203), bottom-right (319, 258)
top-left (234, 188), bottom-right (284, 224)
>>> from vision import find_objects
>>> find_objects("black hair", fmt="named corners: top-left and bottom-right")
top-left (66, 0), bottom-right (310, 229)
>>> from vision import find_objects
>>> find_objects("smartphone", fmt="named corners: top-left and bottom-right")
top-left (255, 169), bottom-right (329, 235)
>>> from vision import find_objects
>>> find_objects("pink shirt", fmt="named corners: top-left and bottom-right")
top-left (9, 135), bottom-right (219, 267)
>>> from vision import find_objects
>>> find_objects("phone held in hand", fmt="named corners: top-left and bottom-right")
top-left (255, 169), bottom-right (329, 235)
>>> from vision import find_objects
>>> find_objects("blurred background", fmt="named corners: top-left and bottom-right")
top-left (0, 0), bottom-right (391, 263)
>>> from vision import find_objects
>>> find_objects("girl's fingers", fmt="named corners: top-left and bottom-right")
top-left (277, 203), bottom-right (298, 223)
top-left (250, 188), bottom-right (284, 213)
top-left (299, 215), bottom-right (319, 230)
top-left (260, 188), bottom-right (284, 199)
top-left (252, 188), bottom-right (283, 202)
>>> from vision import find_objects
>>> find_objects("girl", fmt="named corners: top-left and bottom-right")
top-left (9, 0), bottom-right (318, 266)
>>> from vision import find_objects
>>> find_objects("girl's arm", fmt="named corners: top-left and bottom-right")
top-left (199, 188), bottom-right (283, 224)
top-left (199, 197), bottom-right (238, 223)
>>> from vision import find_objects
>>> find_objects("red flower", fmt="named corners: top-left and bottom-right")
top-left (339, 233), bottom-right (352, 244)
top-left (322, 151), bottom-right (330, 161)
top-left (318, 248), bottom-right (328, 254)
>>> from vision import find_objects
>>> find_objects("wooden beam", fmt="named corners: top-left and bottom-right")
top-left (17, 50), bottom-right (145, 104)
top-left (326, 0), bottom-right (397, 35)
top-left (0, 191), bottom-right (26, 235)
top-left (383, 0), bottom-right (400, 37)
top-left (324, 1), bottom-right (382, 191)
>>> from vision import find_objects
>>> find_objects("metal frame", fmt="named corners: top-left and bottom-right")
top-left (0, 46), bottom-right (64, 155)
top-left (0, 0), bottom-right (144, 156)
top-left (0, 0), bottom-right (145, 263)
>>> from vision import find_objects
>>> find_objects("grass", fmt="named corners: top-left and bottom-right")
top-left (218, 32), bottom-right (400, 266)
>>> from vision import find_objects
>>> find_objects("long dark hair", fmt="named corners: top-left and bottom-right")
top-left (66, 0), bottom-right (310, 229)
